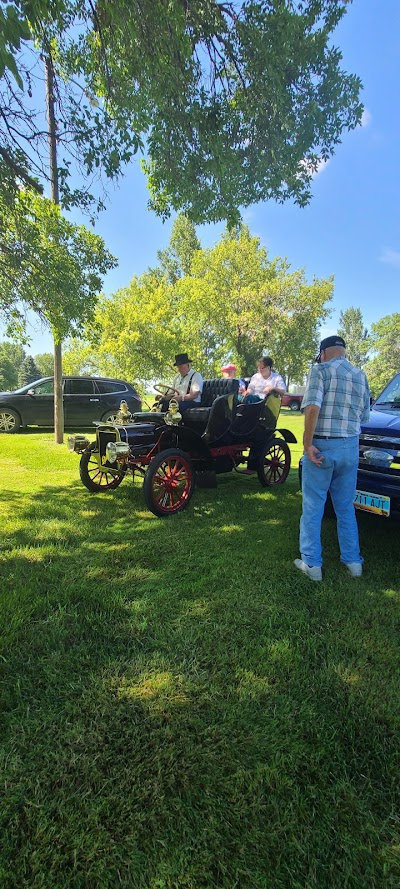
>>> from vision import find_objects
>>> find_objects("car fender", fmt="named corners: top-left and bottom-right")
top-left (275, 427), bottom-right (297, 444)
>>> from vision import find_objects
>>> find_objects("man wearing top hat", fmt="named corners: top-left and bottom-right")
top-left (294, 334), bottom-right (371, 582)
top-left (167, 352), bottom-right (203, 411)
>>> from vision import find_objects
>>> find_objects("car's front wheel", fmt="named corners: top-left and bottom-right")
top-left (80, 443), bottom-right (127, 492)
top-left (258, 437), bottom-right (291, 486)
top-left (0, 409), bottom-right (21, 433)
top-left (143, 448), bottom-right (195, 517)
top-left (290, 400), bottom-right (300, 411)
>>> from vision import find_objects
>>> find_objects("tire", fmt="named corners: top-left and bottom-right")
top-left (101, 411), bottom-right (119, 424)
top-left (290, 400), bottom-right (300, 412)
top-left (258, 437), bottom-right (291, 487)
top-left (79, 442), bottom-right (126, 492)
top-left (143, 448), bottom-right (195, 517)
top-left (0, 409), bottom-right (21, 433)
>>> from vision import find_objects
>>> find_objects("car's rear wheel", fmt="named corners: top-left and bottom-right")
top-left (0, 409), bottom-right (21, 433)
top-left (258, 437), bottom-right (291, 486)
top-left (290, 400), bottom-right (300, 411)
top-left (143, 448), bottom-right (195, 517)
top-left (80, 442), bottom-right (126, 492)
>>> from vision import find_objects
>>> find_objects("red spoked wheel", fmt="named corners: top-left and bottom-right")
top-left (258, 437), bottom-right (291, 487)
top-left (80, 443), bottom-right (127, 492)
top-left (143, 448), bottom-right (195, 516)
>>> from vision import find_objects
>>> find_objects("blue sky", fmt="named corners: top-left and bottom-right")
top-left (3, 0), bottom-right (399, 355)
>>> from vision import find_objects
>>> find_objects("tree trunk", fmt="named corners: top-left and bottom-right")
top-left (54, 341), bottom-right (63, 442)
top-left (45, 53), bottom-right (64, 443)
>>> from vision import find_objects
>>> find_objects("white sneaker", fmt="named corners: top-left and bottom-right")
top-left (294, 559), bottom-right (322, 582)
top-left (345, 562), bottom-right (363, 578)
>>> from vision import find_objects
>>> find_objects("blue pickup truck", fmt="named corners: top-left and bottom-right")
top-left (357, 372), bottom-right (400, 519)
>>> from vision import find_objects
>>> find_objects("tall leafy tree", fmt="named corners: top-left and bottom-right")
top-left (0, 356), bottom-right (18, 390)
top-left (1, 1), bottom-right (362, 223)
top-left (0, 188), bottom-right (116, 356)
top-left (178, 226), bottom-right (332, 378)
top-left (18, 354), bottom-right (41, 386)
top-left (366, 313), bottom-right (400, 397)
top-left (0, 341), bottom-right (25, 389)
top-left (338, 306), bottom-right (370, 368)
top-left (34, 352), bottom-right (54, 377)
top-left (157, 215), bottom-right (201, 283)
top-left (65, 223), bottom-right (333, 384)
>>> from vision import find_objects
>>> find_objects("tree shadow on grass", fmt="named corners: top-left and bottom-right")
top-left (0, 474), bottom-right (399, 888)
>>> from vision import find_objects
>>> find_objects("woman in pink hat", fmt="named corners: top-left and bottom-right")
top-left (220, 362), bottom-right (237, 379)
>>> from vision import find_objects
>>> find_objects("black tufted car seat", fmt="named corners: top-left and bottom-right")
top-left (184, 378), bottom-right (239, 423)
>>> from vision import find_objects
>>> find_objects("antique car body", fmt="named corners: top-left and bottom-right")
top-left (69, 378), bottom-right (297, 517)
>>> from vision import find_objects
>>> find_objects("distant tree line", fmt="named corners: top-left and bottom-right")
top-left (1, 219), bottom-right (398, 400)
top-left (0, 344), bottom-right (53, 391)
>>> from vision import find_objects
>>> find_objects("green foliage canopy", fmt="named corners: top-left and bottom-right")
top-left (17, 353), bottom-right (41, 386)
top-left (0, 187), bottom-right (117, 342)
top-left (63, 224), bottom-right (333, 386)
top-left (0, 1), bottom-right (362, 222)
top-left (367, 313), bottom-right (400, 397)
top-left (338, 306), bottom-right (370, 368)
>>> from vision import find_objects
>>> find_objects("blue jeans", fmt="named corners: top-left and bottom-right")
top-left (300, 436), bottom-right (362, 568)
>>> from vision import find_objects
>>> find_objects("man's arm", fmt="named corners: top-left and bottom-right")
top-left (303, 404), bottom-right (324, 466)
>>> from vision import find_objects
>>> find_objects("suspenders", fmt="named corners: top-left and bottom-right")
top-left (185, 371), bottom-right (196, 394)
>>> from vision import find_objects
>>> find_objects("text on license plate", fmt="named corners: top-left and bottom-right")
top-left (354, 490), bottom-right (390, 516)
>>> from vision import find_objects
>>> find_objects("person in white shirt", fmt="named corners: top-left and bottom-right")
top-left (242, 356), bottom-right (286, 401)
top-left (163, 352), bottom-right (203, 411)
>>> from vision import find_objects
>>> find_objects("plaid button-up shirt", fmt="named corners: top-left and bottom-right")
top-left (301, 357), bottom-right (370, 437)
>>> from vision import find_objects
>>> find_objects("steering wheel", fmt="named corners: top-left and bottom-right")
top-left (153, 383), bottom-right (180, 398)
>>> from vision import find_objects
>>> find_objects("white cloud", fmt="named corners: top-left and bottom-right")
top-left (360, 108), bottom-right (372, 128)
top-left (380, 248), bottom-right (400, 268)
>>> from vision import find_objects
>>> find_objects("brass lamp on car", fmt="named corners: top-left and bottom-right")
top-left (67, 434), bottom-right (90, 453)
top-left (164, 400), bottom-right (182, 426)
top-left (105, 441), bottom-right (130, 464)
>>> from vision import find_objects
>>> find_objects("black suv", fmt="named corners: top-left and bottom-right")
top-left (0, 376), bottom-right (142, 432)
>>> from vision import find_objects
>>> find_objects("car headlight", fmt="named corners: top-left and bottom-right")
top-left (363, 448), bottom-right (393, 467)
top-left (106, 441), bottom-right (130, 463)
top-left (67, 434), bottom-right (90, 453)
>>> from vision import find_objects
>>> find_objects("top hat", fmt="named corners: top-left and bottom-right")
top-left (174, 352), bottom-right (192, 366)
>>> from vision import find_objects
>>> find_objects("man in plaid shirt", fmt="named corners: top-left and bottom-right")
top-left (294, 335), bottom-right (371, 582)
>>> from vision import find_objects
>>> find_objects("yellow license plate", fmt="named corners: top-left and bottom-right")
top-left (354, 490), bottom-right (390, 516)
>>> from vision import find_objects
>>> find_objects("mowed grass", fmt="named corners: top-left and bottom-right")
top-left (0, 413), bottom-right (399, 889)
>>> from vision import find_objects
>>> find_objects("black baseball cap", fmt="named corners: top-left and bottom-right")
top-left (315, 335), bottom-right (346, 363)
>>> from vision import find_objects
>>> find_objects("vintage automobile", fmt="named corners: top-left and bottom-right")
top-left (68, 378), bottom-right (297, 517)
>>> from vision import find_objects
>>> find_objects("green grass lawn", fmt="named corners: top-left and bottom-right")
top-left (0, 413), bottom-right (399, 889)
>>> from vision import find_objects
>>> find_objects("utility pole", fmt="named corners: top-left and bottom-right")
top-left (45, 53), bottom-right (64, 444)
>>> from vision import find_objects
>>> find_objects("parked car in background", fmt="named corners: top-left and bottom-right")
top-left (281, 393), bottom-right (303, 411)
top-left (298, 372), bottom-right (400, 519)
top-left (0, 377), bottom-right (142, 432)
